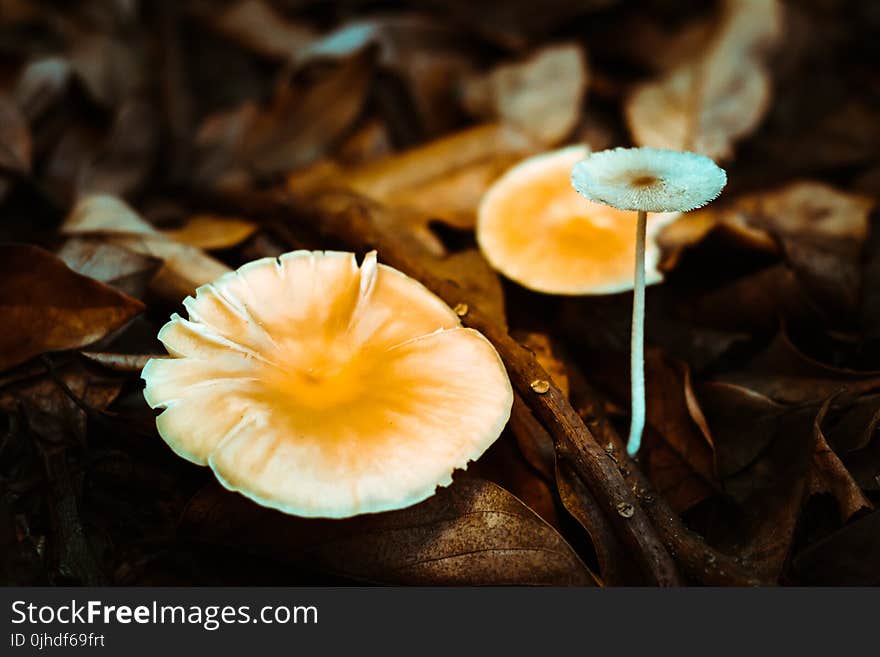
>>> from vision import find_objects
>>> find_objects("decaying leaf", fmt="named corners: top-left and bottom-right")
top-left (698, 382), bottom-right (815, 580)
top-left (0, 359), bottom-right (123, 445)
top-left (57, 237), bottom-right (162, 300)
top-left (461, 43), bottom-right (588, 146)
top-left (0, 244), bottom-right (144, 372)
top-left (626, 0), bottom-right (783, 160)
top-left (808, 397), bottom-right (872, 521)
top-left (180, 478), bottom-right (595, 586)
top-left (62, 195), bottom-right (231, 301)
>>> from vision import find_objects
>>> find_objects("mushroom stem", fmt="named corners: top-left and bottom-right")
top-left (627, 209), bottom-right (647, 456)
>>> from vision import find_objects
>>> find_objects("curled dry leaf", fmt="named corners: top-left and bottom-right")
top-left (62, 195), bottom-right (231, 302)
top-left (57, 237), bottom-right (162, 300)
top-left (0, 244), bottom-right (144, 372)
top-left (808, 397), bottom-right (872, 521)
top-left (460, 43), bottom-right (588, 147)
top-left (180, 478), bottom-right (595, 586)
top-left (698, 381), bottom-right (816, 580)
top-left (161, 214), bottom-right (258, 250)
top-left (626, 0), bottom-right (783, 160)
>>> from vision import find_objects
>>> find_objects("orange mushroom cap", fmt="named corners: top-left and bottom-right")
top-left (477, 145), bottom-right (679, 295)
top-left (142, 251), bottom-right (513, 518)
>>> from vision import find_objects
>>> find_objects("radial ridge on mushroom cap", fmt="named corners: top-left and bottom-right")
top-left (477, 145), bottom-right (679, 295)
top-left (570, 146), bottom-right (727, 213)
top-left (141, 250), bottom-right (513, 518)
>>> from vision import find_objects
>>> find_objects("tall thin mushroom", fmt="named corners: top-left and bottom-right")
top-left (571, 147), bottom-right (726, 455)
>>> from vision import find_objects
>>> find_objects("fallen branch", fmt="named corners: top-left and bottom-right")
top-left (564, 347), bottom-right (765, 585)
top-left (199, 186), bottom-right (683, 586)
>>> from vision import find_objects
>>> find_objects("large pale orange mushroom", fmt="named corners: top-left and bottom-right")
top-left (142, 250), bottom-right (513, 518)
top-left (477, 145), bottom-right (680, 296)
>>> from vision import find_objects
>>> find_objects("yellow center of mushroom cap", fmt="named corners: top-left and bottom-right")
top-left (141, 250), bottom-right (514, 518)
top-left (477, 145), bottom-right (679, 295)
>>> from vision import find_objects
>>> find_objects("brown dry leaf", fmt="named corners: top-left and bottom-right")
top-left (57, 237), bottom-right (162, 299)
top-left (657, 206), bottom-right (779, 272)
top-left (460, 43), bottom-right (588, 147)
top-left (289, 123), bottom-right (533, 236)
top-left (555, 460), bottom-right (637, 586)
top-left (515, 332), bottom-right (570, 399)
top-left (590, 348), bottom-right (718, 508)
top-left (203, 0), bottom-right (316, 62)
top-left (561, 294), bottom-right (746, 373)
top-left (0, 94), bottom-right (32, 175)
top-left (626, 0), bottom-right (783, 160)
top-left (466, 436), bottom-right (560, 531)
top-left (697, 382), bottom-right (785, 480)
top-left (681, 264), bottom-right (821, 333)
top-left (642, 351), bottom-right (718, 508)
top-left (808, 397), bottom-right (872, 521)
top-left (180, 478), bottom-right (595, 586)
top-left (718, 332), bottom-right (880, 405)
top-left (427, 248), bottom-right (507, 327)
top-left (645, 440), bottom-right (716, 514)
top-left (698, 382), bottom-right (816, 580)
top-left (298, 15), bottom-right (476, 135)
top-left (194, 53), bottom-right (373, 185)
top-left (62, 195), bottom-right (231, 302)
top-left (0, 359), bottom-right (122, 444)
top-left (667, 182), bottom-right (873, 323)
top-left (0, 244), bottom-right (144, 372)
top-left (748, 183), bottom-right (874, 317)
top-left (793, 510), bottom-right (880, 585)
top-left (161, 215), bottom-right (258, 250)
